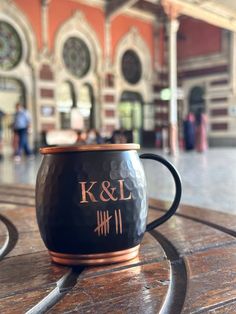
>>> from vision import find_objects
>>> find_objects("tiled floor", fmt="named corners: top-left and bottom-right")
top-left (0, 148), bottom-right (236, 215)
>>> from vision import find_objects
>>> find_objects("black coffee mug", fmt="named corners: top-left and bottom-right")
top-left (36, 144), bottom-right (182, 266)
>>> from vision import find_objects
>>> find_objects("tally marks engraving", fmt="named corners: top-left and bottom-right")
top-left (94, 209), bottom-right (122, 236)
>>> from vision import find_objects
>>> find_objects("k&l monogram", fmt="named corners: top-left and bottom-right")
top-left (79, 179), bottom-right (132, 203)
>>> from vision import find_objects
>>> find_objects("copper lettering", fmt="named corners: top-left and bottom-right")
top-left (80, 181), bottom-right (98, 203)
top-left (100, 181), bottom-right (118, 202)
top-left (118, 179), bottom-right (132, 200)
top-left (79, 179), bottom-right (132, 203)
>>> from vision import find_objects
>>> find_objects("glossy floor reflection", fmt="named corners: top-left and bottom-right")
top-left (0, 148), bottom-right (235, 215)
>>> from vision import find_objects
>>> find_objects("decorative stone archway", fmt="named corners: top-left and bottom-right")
top-left (114, 27), bottom-right (153, 104)
top-left (53, 11), bottom-right (102, 129)
top-left (189, 86), bottom-right (206, 115)
top-left (0, 0), bottom-right (38, 145)
top-left (112, 27), bottom-right (154, 144)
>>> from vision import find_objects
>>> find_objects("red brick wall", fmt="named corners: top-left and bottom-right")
top-left (178, 17), bottom-right (222, 60)
top-left (111, 15), bottom-right (154, 64)
top-left (48, 0), bottom-right (105, 52)
top-left (14, 0), bottom-right (42, 50)
top-left (12, 1), bottom-right (157, 67)
top-left (158, 25), bottom-right (165, 66)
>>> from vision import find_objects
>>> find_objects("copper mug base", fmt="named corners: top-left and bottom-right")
top-left (49, 245), bottom-right (140, 266)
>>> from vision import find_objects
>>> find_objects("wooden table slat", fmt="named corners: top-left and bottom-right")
top-left (150, 208), bottom-right (236, 256)
top-left (49, 261), bottom-right (170, 314)
top-left (183, 244), bottom-right (236, 313)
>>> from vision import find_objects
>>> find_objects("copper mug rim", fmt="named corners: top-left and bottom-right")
top-left (39, 143), bottom-right (140, 154)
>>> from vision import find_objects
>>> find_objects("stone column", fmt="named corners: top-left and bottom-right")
top-left (101, 19), bottom-right (119, 137)
top-left (41, 0), bottom-right (50, 51)
top-left (35, 1), bottom-right (56, 147)
top-left (162, 0), bottom-right (180, 155)
top-left (168, 18), bottom-right (179, 155)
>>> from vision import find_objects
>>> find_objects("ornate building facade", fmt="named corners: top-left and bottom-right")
top-left (0, 0), bottom-right (235, 148)
top-left (178, 16), bottom-right (234, 147)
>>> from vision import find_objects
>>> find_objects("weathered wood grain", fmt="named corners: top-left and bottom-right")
top-left (0, 187), bottom-right (35, 198)
top-left (206, 301), bottom-right (236, 314)
top-left (49, 261), bottom-right (170, 314)
top-left (149, 198), bottom-right (236, 231)
top-left (0, 289), bottom-right (55, 314)
top-left (0, 207), bottom-right (38, 233)
top-left (0, 183), bottom-right (35, 191)
top-left (182, 244), bottom-right (236, 313)
top-left (6, 231), bottom-right (45, 257)
top-left (0, 219), bottom-right (6, 235)
top-left (0, 194), bottom-right (35, 206)
top-left (0, 252), bottom-right (69, 298)
top-left (150, 209), bottom-right (236, 256)
top-left (0, 203), bottom-right (23, 211)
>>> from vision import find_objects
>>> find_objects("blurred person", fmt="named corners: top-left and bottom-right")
top-left (183, 112), bottom-right (195, 150)
top-left (110, 128), bottom-right (127, 144)
top-left (13, 103), bottom-right (33, 161)
top-left (86, 129), bottom-right (97, 144)
top-left (76, 130), bottom-right (87, 145)
top-left (0, 109), bottom-right (5, 160)
top-left (95, 130), bottom-right (105, 144)
top-left (195, 109), bottom-right (208, 153)
top-left (84, 129), bottom-right (105, 145)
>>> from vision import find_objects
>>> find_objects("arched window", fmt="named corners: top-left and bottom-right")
top-left (189, 86), bottom-right (205, 115)
top-left (57, 81), bottom-right (76, 129)
top-left (57, 82), bottom-right (95, 130)
top-left (62, 37), bottom-right (91, 78)
top-left (0, 21), bottom-right (22, 70)
top-left (77, 84), bottom-right (94, 130)
top-left (119, 91), bottom-right (143, 143)
top-left (121, 50), bottom-right (142, 84)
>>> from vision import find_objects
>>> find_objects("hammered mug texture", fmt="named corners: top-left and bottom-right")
top-left (36, 144), bottom-right (182, 265)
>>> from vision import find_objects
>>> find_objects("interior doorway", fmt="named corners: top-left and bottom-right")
top-left (77, 83), bottom-right (95, 130)
top-left (118, 91), bottom-right (143, 144)
top-left (57, 81), bottom-right (95, 131)
top-left (57, 81), bottom-right (76, 129)
top-left (189, 86), bottom-right (205, 115)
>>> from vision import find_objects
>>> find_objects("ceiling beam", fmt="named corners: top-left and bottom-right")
top-left (168, 0), bottom-right (236, 31)
top-left (106, 0), bottom-right (139, 20)
top-left (134, 0), bottom-right (165, 19)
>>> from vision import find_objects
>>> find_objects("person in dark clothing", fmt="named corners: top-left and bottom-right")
top-left (183, 112), bottom-right (195, 150)
top-left (110, 128), bottom-right (127, 144)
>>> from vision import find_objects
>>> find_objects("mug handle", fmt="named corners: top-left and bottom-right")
top-left (139, 153), bottom-right (182, 232)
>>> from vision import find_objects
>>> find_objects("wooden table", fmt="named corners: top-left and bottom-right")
top-left (0, 184), bottom-right (236, 313)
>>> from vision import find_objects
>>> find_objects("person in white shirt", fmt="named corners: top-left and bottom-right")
top-left (13, 103), bottom-right (33, 161)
